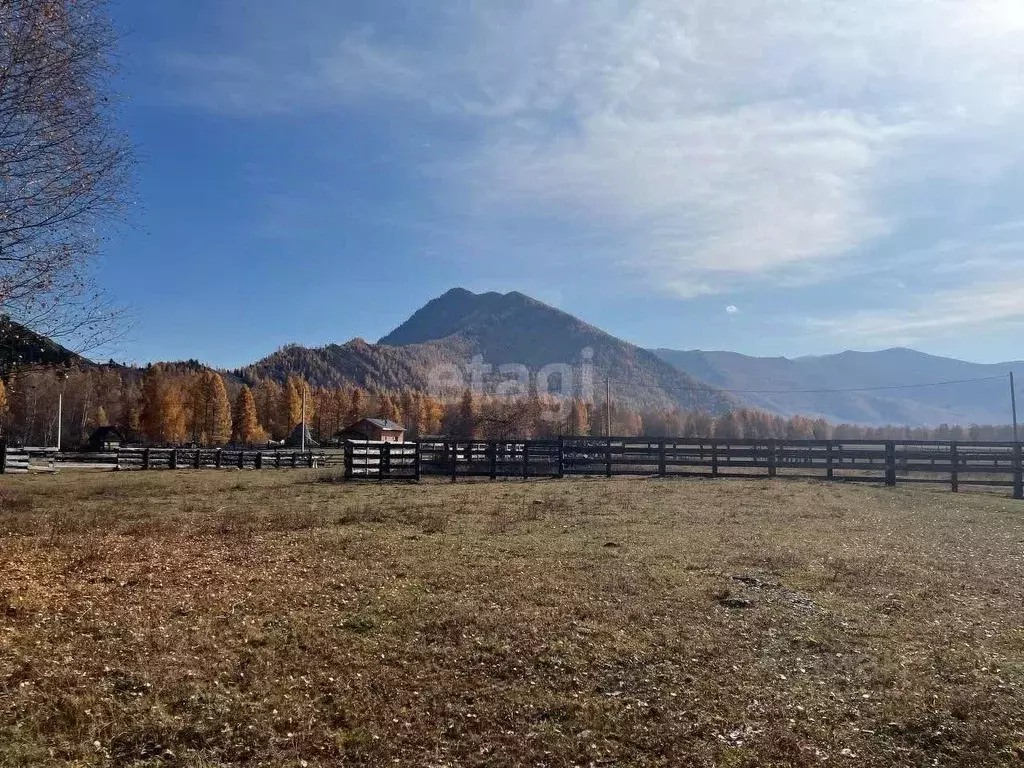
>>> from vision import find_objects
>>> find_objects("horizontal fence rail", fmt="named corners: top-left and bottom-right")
top-left (344, 438), bottom-right (1024, 499)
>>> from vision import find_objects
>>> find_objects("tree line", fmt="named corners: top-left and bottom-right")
top-left (1, 365), bottom-right (1021, 448)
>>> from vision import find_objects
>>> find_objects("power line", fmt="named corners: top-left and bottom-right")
top-left (685, 374), bottom-right (1008, 396)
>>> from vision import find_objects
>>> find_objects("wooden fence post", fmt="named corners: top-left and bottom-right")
top-left (344, 443), bottom-right (353, 480)
top-left (605, 437), bottom-right (612, 478)
top-left (291, 452), bottom-right (298, 469)
top-left (885, 441), bottom-right (897, 487)
top-left (950, 442), bottom-right (959, 493)
top-left (523, 441), bottom-right (530, 480)
top-left (1013, 443), bottom-right (1023, 500)
top-left (308, 452), bottom-right (314, 469)
top-left (658, 438), bottom-right (666, 477)
top-left (557, 437), bottom-right (564, 479)
top-left (382, 443), bottom-right (391, 481)
top-left (193, 449), bottom-right (201, 469)
top-left (768, 439), bottom-right (778, 478)
top-left (451, 442), bottom-right (458, 483)
top-left (275, 451), bottom-right (281, 469)
top-left (711, 441), bottom-right (719, 478)
top-left (826, 440), bottom-right (834, 481)
top-left (215, 449), bottom-right (222, 469)
top-left (490, 442), bottom-right (497, 480)
top-left (142, 447), bottom-right (150, 471)
top-left (256, 452), bottom-right (263, 470)
top-left (238, 450), bottom-right (245, 469)
top-left (414, 442), bottom-right (421, 482)
top-left (170, 449), bottom-right (178, 470)
top-left (0, 440), bottom-right (7, 474)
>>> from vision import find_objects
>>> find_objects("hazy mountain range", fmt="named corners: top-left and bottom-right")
top-left (653, 348), bottom-right (1020, 427)
top-left (237, 288), bottom-right (1021, 427)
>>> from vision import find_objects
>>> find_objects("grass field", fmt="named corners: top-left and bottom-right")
top-left (1, 471), bottom-right (1023, 767)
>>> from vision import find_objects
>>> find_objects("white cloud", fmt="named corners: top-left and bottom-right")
top-left (726, 305), bottom-right (739, 315)
top-left (166, 0), bottom-right (1024, 304)
top-left (809, 278), bottom-right (1024, 346)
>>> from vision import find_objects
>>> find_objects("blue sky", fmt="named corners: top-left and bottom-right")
top-left (103, 0), bottom-right (1024, 368)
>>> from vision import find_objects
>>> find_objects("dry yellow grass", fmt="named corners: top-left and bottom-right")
top-left (1, 470), bottom-right (1023, 766)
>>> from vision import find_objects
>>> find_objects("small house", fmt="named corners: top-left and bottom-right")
top-left (339, 418), bottom-right (406, 443)
top-left (87, 426), bottom-right (125, 452)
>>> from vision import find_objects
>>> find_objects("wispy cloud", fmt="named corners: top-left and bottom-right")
top-left (809, 278), bottom-right (1024, 346)
top-left (164, 0), bottom-right (1024, 310)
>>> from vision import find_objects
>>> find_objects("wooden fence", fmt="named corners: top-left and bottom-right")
top-left (344, 438), bottom-right (1024, 499)
top-left (1, 438), bottom-right (1021, 499)
top-left (116, 447), bottom-right (330, 471)
top-left (0, 443), bottom-right (30, 474)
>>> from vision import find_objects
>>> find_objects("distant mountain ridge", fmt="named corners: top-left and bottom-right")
top-left (653, 348), bottom-right (1022, 427)
top-left (0, 317), bottom-right (89, 375)
top-left (240, 288), bottom-right (1018, 426)
top-left (245, 288), bottom-right (732, 414)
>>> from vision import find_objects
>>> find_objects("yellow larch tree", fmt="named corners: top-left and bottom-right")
top-left (347, 387), bottom-right (365, 425)
top-left (279, 376), bottom-right (302, 434)
top-left (141, 367), bottom-right (187, 445)
top-left (253, 379), bottom-right (283, 439)
top-left (186, 371), bottom-right (232, 445)
top-left (232, 385), bottom-right (262, 445)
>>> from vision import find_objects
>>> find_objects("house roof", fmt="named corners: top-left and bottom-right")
top-left (364, 418), bottom-right (405, 431)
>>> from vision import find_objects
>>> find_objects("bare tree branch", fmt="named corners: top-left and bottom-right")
top-left (0, 0), bottom-right (133, 369)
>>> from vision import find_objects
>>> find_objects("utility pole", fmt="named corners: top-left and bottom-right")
top-left (55, 372), bottom-right (68, 451)
top-left (1011, 371), bottom-right (1019, 443)
top-left (301, 386), bottom-right (307, 452)
top-left (605, 376), bottom-right (611, 437)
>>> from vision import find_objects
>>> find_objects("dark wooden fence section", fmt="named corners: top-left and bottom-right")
top-left (345, 438), bottom-right (1024, 499)
top-left (345, 442), bottom-right (419, 480)
top-left (116, 447), bottom-right (326, 471)
top-left (0, 444), bottom-right (30, 474)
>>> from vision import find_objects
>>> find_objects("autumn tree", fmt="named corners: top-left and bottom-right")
top-left (330, 387), bottom-right (350, 438)
top-left (716, 410), bottom-right (745, 439)
top-left (399, 390), bottom-right (416, 430)
top-left (451, 389), bottom-right (477, 438)
top-left (253, 379), bottom-right (283, 439)
top-left (118, 382), bottom-right (141, 437)
top-left (419, 395), bottom-right (442, 436)
top-left (279, 378), bottom-right (302, 435)
top-left (378, 392), bottom-right (399, 422)
top-left (140, 367), bottom-right (186, 444)
top-left (784, 415), bottom-right (815, 440)
top-left (186, 371), bottom-right (232, 445)
top-left (347, 387), bottom-right (365, 425)
top-left (232, 385), bottom-right (262, 445)
top-left (138, 367), bottom-right (161, 441)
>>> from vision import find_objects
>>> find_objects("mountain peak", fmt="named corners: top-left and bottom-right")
top-left (379, 288), bottom-right (554, 347)
top-left (439, 287), bottom-right (476, 300)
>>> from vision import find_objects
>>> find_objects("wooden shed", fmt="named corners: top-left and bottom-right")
top-left (339, 418), bottom-right (406, 443)
top-left (87, 426), bottom-right (125, 452)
